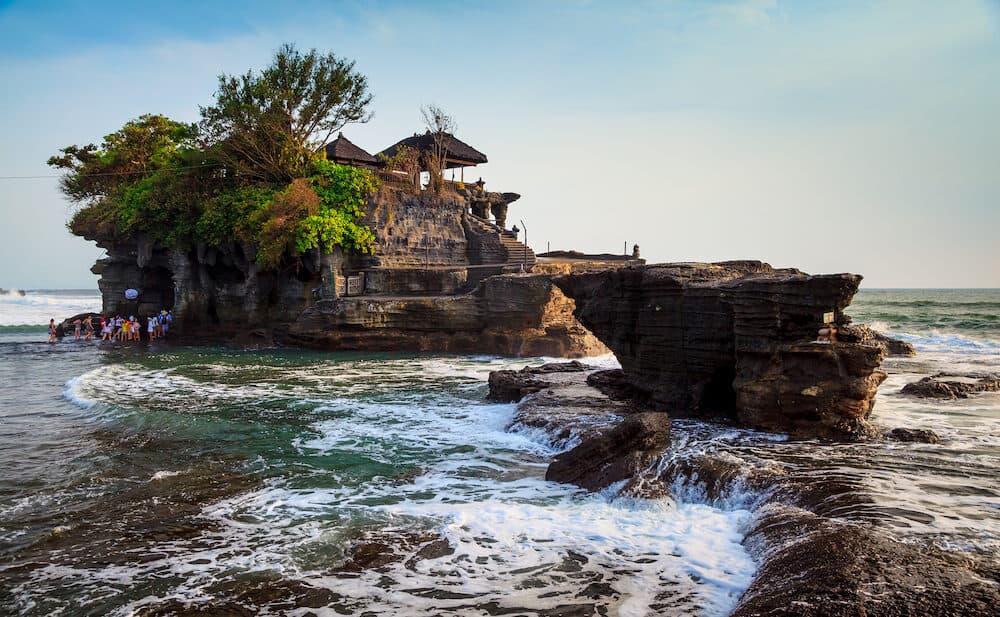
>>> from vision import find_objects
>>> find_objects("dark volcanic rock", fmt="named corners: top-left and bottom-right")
top-left (553, 261), bottom-right (888, 439)
top-left (487, 361), bottom-right (594, 403)
top-left (735, 341), bottom-right (886, 440)
top-left (887, 427), bottom-right (941, 443)
top-left (488, 371), bottom-right (550, 403)
top-left (54, 312), bottom-right (102, 337)
top-left (585, 369), bottom-right (638, 401)
top-left (733, 506), bottom-right (1000, 617)
top-left (901, 373), bottom-right (1000, 399)
top-left (882, 336), bottom-right (916, 356)
top-left (545, 412), bottom-right (670, 491)
top-left (838, 323), bottom-right (916, 356)
top-left (500, 362), bottom-right (631, 447)
top-left (529, 360), bottom-right (593, 374)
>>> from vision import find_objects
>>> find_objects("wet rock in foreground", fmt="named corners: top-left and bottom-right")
top-left (901, 373), bottom-right (1000, 399)
top-left (545, 412), bottom-right (671, 492)
top-left (733, 505), bottom-right (1000, 617)
top-left (887, 427), bottom-right (941, 443)
top-left (585, 369), bottom-right (640, 402)
top-left (494, 361), bottom-right (631, 448)
top-left (487, 361), bottom-right (594, 403)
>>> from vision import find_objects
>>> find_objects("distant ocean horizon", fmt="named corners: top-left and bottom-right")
top-left (3, 286), bottom-right (999, 329)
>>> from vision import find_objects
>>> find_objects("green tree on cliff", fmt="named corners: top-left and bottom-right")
top-left (49, 44), bottom-right (378, 269)
top-left (200, 43), bottom-right (373, 182)
top-left (48, 114), bottom-right (210, 243)
top-left (47, 114), bottom-right (199, 205)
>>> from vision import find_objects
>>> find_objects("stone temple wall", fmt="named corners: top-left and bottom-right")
top-left (363, 187), bottom-right (469, 269)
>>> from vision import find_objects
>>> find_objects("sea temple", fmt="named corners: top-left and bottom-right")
top-left (84, 128), bottom-right (640, 356)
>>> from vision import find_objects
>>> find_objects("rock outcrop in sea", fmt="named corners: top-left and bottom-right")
top-left (553, 261), bottom-right (888, 440)
top-left (489, 361), bottom-right (999, 617)
top-left (901, 372), bottom-right (1000, 399)
top-left (544, 412), bottom-right (670, 492)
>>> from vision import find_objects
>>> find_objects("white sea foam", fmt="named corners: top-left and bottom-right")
top-left (537, 352), bottom-right (622, 370)
top-left (150, 470), bottom-right (182, 481)
top-left (63, 376), bottom-right (98, 408)
top-left (197, 473), bottom-right (754, 616)
top-left (50, 355), bottom-right (757, 615)
top-left (893, 330), bottom-right (1000, 354)
top-left (0, 289), bottom-right (101, 326)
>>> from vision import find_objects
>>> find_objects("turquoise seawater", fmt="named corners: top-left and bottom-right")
top-left (850, 288), bottom-right (1000, 349)
top-left (0, 288), bottom-right (998, 615)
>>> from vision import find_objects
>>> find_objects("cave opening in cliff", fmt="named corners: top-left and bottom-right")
top-left (207, 261), bottom-right (245, 285)
top-left (701, 365), bottom-right (738, 419)
top-left (206, 298), bottom-right (219, 324)
top-left (141, 266), bottom-right (175, 311)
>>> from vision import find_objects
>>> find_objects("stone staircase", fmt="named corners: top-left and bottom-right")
top-left (465, 215), bottom-right (536, 271)
top-left (499, 232), bottom-right (536, 270)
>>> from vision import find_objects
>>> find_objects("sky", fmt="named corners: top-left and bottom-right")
top-left (0, 0), bottom-right (998, 288)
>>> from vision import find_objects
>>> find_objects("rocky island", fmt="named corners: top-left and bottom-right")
top-left (82, 169), bottom-right (615, 356)
top-left (44, 45), bottom-right (630, 356)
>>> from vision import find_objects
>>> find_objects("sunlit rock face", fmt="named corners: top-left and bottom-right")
top-left (287, 274), bottom-right (608, 357)
top-left (554, 261), bottom-right (887, 440)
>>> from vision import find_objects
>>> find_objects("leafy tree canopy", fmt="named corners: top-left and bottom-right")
top-left (199, 43), bottom-right (372, 182)
top-left (47, 114), bottom-right (199, 204)
top-left (50, 44), bottom-right (378, 270)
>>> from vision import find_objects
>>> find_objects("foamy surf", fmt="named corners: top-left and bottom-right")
top-left (150, 470), bottom-right (183, 481)
top-left (62, 376), bottom-right (98, 408)
top-left (0, 289), bottom-right (101, 327)
top-left (45, 353), bottom-right (757, 616)
top-left (7, 288), bottom-right (999, 615)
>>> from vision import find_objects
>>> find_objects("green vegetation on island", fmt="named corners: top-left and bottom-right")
top-left (48, 44), bottom-right (378, 270)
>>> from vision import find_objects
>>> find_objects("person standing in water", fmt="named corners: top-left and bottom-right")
top-left (48, 319), bottom-right (57, 344)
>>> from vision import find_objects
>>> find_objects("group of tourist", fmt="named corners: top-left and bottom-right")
top-left (48, 310), bottom-right (173, 344)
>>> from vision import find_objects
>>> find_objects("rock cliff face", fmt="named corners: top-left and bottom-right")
top-left (81, 182), bottom-right (614, 356)
top-left (287, 274), bottom-right (607, 356)
top-left (553, 261), bottom-right (887, 439)
top-left (91, 238), bottom-right (326, 337)
top-left (92, 238), bottom-right (606, 355)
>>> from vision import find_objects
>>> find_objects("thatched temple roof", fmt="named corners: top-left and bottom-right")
top-left (324, 133), bottom-right (380, 167)
top-left (378, 131), bottom-right (488, 169)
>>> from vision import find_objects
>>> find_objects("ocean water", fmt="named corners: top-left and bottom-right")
top-left (0, 288), bottom-right (101, 329)
top-left (0, 288), bottom-right (998, 615)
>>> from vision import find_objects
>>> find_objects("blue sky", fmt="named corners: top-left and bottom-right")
top-left (1, 0), bottom-right (998, 288)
